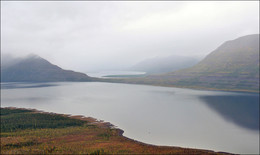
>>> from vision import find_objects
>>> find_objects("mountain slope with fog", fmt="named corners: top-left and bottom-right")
top-left (1, 54), bottom-right (94, 82)
top-left (130, 55), bottom-right (200, 74)
top-left (120, 34), bottom-right (259, 92)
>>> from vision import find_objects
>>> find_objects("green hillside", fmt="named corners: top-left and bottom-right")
top-left (118, 34), bottom-right (259, 92)
top-left (188, 34), bottom-right (259, 73)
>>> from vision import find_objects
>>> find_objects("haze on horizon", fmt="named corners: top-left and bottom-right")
top-left (1, 1), bottom-right (259, 72)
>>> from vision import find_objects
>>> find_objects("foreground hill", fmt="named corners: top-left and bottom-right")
top-left (1, 55), bottom-right (94, 82)
top-left (130, 55), bottom-right (199, 74)
top-left (117, 34), bottom-right (259, 92)
top-left (1, 107), bottom-right (231, 154)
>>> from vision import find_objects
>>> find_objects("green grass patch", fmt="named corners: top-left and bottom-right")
top-left (0, 108), bottom-right (33, 116)
top-left (98, 132), bottom-right (111, 140)
top-left (1, 108), bottom-right (85, 132)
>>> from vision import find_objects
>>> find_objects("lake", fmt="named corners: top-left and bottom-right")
top-left (86, 71), bottom-right (146, 78)
top-left (1, 82), bottom-right (259, 154)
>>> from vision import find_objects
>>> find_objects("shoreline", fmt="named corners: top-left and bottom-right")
top-left (98, 80), bottom-right (259, 93)
top-left (1, 107), bottom-right (233, 155)
top-left (1, 81), bottom-right (259, 93)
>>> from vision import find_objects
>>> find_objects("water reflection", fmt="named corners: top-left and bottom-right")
top-left (1, 82), bottom-right (259, 154)
top-left (199, 94), bottom-right (259, 130)
top-left (1, 82), bottom-right (58, 89)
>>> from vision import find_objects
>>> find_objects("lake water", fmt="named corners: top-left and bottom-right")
top-left (86, 71), bottom-right (146, 78)
top-left (1, 82), bottom-right (259, 154)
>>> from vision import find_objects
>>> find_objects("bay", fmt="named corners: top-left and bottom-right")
top-left (1, 82), bottom-right (259, 154)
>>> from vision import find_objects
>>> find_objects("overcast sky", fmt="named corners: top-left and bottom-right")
top-left (1, 1), bottom-right (259, 72)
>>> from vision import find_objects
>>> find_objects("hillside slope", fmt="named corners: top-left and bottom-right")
top-left (130, 55), bottom-right (199, 74)
top-left (118, 34), bottom-right (259, 92)
top-left (188, 34), bottom-right (259, 73)
top-left (149, 34), bottom-right (259, 91)
top-left (1, 55), bottom-right (93, 82)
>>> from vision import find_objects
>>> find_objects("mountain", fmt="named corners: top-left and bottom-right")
top-left (185, 34), bottom-right (259, 73)
top-left (120, 34), bottom-right (259, 92)
top-left (151, 34), bottom-right (259, 91)
top-left (130, 55), bottom-right (200, 74)
top-left (1, 54), bottom-right (93, 82)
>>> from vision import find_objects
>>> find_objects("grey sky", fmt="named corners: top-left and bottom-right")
top-left (1, 1), bottom-right (259, 72)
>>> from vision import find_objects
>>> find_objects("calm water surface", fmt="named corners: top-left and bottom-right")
top-left (86, 71), bottom-right (146, 78)
top-left (1, 82), bottom-right (259, 154)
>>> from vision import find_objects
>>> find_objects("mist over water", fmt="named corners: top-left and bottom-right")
top-left (1, 82), bottom-right (259, 154)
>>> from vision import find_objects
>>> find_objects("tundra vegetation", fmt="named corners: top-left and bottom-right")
top-left (1, 107), bottom-right (231, 154)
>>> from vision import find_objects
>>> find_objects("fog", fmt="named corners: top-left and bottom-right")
top-left (1, 1), bottom-right (259, 72)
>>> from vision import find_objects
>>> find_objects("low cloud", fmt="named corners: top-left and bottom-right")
top-left (1, 1), bottom-right (259, 72)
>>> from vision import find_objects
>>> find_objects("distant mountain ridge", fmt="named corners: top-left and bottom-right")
top-left (2, 34), bottom-right (259, 92)
top-left (151, 34), bottom-right (259, 92)
top-left (119, 34), bottom-right (259, 92)
top-left (1, 54), bottom-right (93, 82)
top-left (130, 55), bottom-right (200, 74)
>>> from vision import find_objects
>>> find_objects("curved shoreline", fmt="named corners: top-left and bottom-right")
top-left (1, 107), bottom-right (233, 155)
